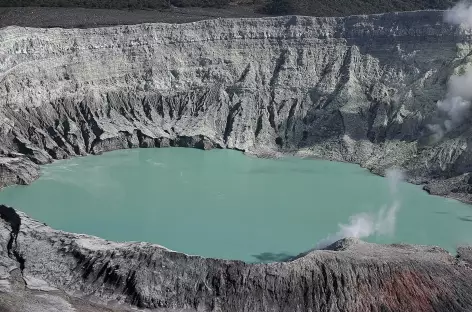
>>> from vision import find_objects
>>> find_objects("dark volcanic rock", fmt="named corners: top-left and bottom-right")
top-left (0, 157), bottom-right (40, 189)
top-left (0, 205), bottom-right (471, 312)
top-left (423, 174), bottom-right (472, 204)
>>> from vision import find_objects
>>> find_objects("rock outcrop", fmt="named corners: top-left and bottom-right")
top-left (1, 11), bottom-right (472, 201)
top-left (0, 204), bottom-right (471, 312)
top-left (0, 157), bottom-right (40, 189)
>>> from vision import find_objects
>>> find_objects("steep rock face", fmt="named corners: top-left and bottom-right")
top-left (1, 11), bottom-right (472, 201)
top-left (0, 157), bottom-right (39, 189)
top-left (1, 205), bottom-right (472, 312)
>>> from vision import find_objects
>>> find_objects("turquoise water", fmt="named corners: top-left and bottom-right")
top-left (0, 148), bottom-right (471, 262)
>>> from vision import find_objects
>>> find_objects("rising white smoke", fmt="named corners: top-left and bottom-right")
top-left (444, 1), bottom-right (472, 28)
top-left (427, 2), bottom-right (472, 141)
top-left (315, 168), bottom-right (404, 249)
top-left (386, 168), bottom-right (404, 194)
top-left (428, 69), bottom-right (472, 140)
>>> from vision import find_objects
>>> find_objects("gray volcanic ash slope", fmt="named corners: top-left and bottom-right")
top-left (1, 11), bottom-right (472, 202)
top-left (1, 205), bottom-right (472, 312)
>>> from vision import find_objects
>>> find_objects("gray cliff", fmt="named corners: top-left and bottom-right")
top-left (2, 10), bottom-right (472, 312)
top-left (1, 11), bottom-right (472, 201)
top-left (1, 205), bottom-right (472, 312)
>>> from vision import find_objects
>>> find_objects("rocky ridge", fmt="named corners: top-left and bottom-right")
top-left (1, 11), bottom-right (472, 201)
top-left (1, 204), bottom-right (472, 312)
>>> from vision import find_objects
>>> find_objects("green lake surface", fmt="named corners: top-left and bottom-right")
top-left (0, 148), bottom-right (471, 262)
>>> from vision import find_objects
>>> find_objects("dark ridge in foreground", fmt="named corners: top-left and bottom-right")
top-left (0, 205), bottom-right (472, 312)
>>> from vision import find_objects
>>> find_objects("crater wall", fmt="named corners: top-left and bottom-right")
top-left (1, 12), bottom-right (472, 200)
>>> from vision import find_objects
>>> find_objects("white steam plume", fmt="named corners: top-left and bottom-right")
top-left (386, 168), bottom-right (404, 194)
top-left (444, 1), bottom-right (472, 28)
top-left (428, 70), bottom-right (472, 140)
top-left (315, 168), bottom-right (404, 249)
top-left (427, 3), bottom-right (472, 141)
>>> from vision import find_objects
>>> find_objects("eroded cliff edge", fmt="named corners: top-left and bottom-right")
top-left (1, 11), bottom-right (472, 202)
top-left (0, 205), bottom-right (472, 312)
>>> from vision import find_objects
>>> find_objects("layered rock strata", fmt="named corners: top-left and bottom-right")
top-left (1, 11), bottom-right (472, 201)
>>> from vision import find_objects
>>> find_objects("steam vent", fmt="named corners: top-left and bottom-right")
top-left (2, 2), bottom-right (472, 312)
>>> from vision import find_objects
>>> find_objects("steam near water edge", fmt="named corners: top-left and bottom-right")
top-left (315, 168), bottom-right (404, 249)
